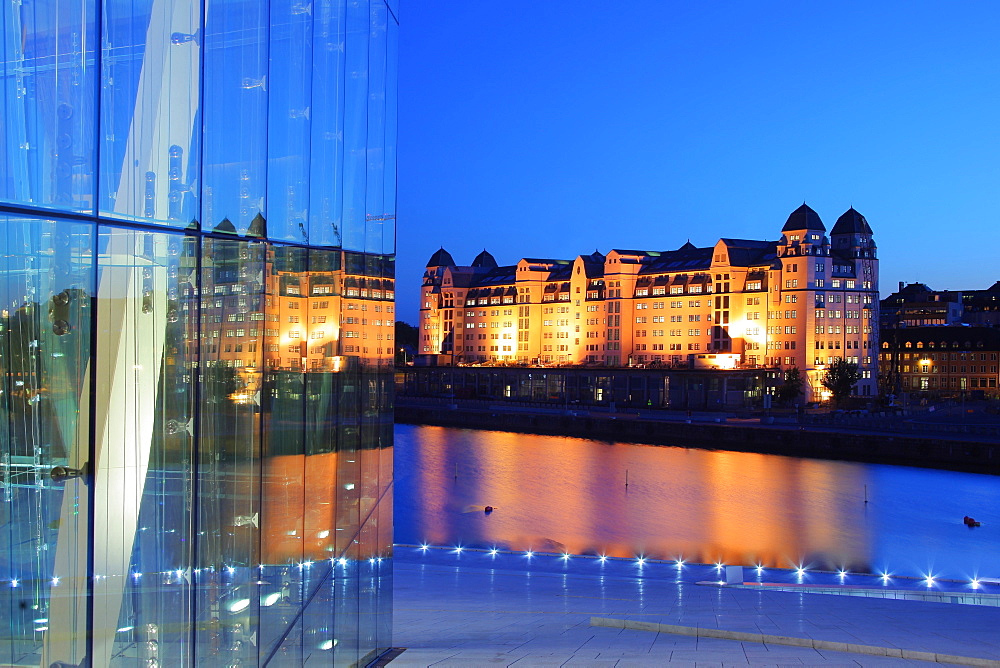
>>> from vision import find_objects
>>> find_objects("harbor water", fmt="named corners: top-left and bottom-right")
top-left (394, 424), bottom-right (1000, 581)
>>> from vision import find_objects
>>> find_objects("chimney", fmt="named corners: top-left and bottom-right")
top-left (899, 281), bottom-right (904, 292)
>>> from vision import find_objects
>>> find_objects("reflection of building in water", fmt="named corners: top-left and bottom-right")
top-left (420, 204), bottom-right (880, 401)
top-left (403, 427), bottom-right (870, 572)
top-left (0, 0), bottom-right (396, 665)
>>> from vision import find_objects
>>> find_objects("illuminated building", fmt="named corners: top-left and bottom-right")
top-left (0, 1), bottom-right (396, 665)
top-left (879, 327), bottom-right (1000, 397)
top-left (420, 204), bottom-right (878, 400)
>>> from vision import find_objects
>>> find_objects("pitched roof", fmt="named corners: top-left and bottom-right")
top-left (781, 203), bottom-right (826, 232)
top-left (831, 207), bottom-right (873, 235)
top-left (426, 247), bottom-right (455, 267)
top-left (471, 249), bottom-right (498, 269)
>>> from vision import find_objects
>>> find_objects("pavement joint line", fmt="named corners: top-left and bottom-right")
top-left (395, 608), bottom-right (668, 616)
top-left (713, 581), bottom-right (1000, 603)
top-left (590, 617), bottom-right (1000, 666)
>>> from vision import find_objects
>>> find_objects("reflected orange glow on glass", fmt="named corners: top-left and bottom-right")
top-left (399, 426), bottom-right (871, 570)
top-left (261, 448), bottom-right (393, 563)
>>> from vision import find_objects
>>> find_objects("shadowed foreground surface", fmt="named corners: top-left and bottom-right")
top-left (389, 548), bottom-right (1000, 666)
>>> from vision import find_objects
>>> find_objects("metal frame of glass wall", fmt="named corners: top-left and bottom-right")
top-left (0, 0), bottom-right (397, 665)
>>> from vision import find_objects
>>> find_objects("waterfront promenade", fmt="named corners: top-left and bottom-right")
top-left (396, 397), bottom-right (1000, 474)
top-left (388, 548), bottom-right (1000, 666)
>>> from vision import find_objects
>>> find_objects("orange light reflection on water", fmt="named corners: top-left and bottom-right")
top-left (400, 426), bottom-right (871, 571)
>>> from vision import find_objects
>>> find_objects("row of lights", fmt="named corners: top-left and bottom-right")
top-left (5, 556), bottom-right (389, 589)
top-left (415, 544), bottom-right (991, 590)
top-left (4, 550), bottom-right (988, 591)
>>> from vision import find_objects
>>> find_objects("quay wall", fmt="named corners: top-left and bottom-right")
top-left (395, 402), bottom-right (1000, 475)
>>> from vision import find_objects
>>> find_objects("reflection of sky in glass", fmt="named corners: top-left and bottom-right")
top-left (395, 424), bottom-right (1000, 580)
top-left (3, 0), bottom-right (395, 253)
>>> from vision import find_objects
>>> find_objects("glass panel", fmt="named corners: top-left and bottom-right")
top-left (364, 1), bottom-right (387, 255)
top-left (0, 0), bottom-right (97, 211)
top-left (308, 0), bottom-right (346, 248)
top-left (340, 0), bottom-right (369, 251)
top-left (266, 0), bottom-right (313, 243)
top-left (93, 228), bottom-right (197, 666)
top-left (332, 556), bottom-right (360, 667)
top-left (202, 0), bottom-right (268, 235)
top-left (381, 16), bottom-right (398, 256)
top-left (195, 237), bottom-right (265, 664)
top-left (0, 215), bottom-right (93, 666)
top-left (355, 518), bottom-right (377, 662)
top-left (259, 245), bottom-right (308, 657)
top-left (373, 485), bottom-right (393, 653)
top-left (301, 568), bottom-right (336, 666)
top-left (98, 0), bottom-right (202, 227)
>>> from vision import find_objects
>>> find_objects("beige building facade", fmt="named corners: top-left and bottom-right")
top-left (420, 204), bottom-right (879, 400)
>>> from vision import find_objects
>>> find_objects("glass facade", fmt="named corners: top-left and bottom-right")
top-left (0, 0), bottom-right (396, 665)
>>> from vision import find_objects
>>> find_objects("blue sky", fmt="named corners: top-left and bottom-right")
top-left (395, 1), bottom-right (1000, 323)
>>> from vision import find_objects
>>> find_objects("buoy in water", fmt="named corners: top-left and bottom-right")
top-left (484, 506), bottom-right (494, 514)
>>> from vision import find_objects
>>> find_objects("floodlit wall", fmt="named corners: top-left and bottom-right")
top-left (0, 0), bottom-right (397, 665)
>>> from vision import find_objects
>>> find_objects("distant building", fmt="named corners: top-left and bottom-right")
top-left (879, 326), bottom-right (1000, 397)
top-left (420, 204), bottom-right (879, 401)
top-left (882, 282), bottom-right (1000, 328)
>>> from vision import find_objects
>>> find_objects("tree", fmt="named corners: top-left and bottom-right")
top-left (822, 357), bottom-right (860, 406)
top-left (394, 321), bottom-right (419, 366)
top-left (776, 367), bottom-right (804, 405)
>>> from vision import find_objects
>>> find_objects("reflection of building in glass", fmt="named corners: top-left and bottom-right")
top-left (0, 0), bottom-right (396, 665)
top-left (421, 205), bottom-right (878, 400)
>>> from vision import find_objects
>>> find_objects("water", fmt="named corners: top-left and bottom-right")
top-left (394, 424), bottom-right (1000, 581)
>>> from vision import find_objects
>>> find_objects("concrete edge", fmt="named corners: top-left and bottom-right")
top-left (589, 617), bottom-right (999, 666)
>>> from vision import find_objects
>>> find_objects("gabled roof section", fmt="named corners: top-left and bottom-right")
top-left (715, 238), bottom-right (778, 267)
top-left (636, 242), bottom-right (714, 275)
top-left (782, 203), bottom-right (826, 232)
top-left (426, 247), bottom-right (455, 267)
top-left (831, 207), bottom-right (873, 235)
top-left (548, 264), bottom-right (573, 281)
top-left (471, 249), bottom-right (498, 268)
top-left (579, 252), bottom-right (606, 279)
top-left (469, 265), bottom-right (516, 287)
top-left (830, 206), bottom-right (872, 234)
top-left (719, 238), bottom-right (773, 248)
top-left (883, 282), bottom-right (934, 303)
